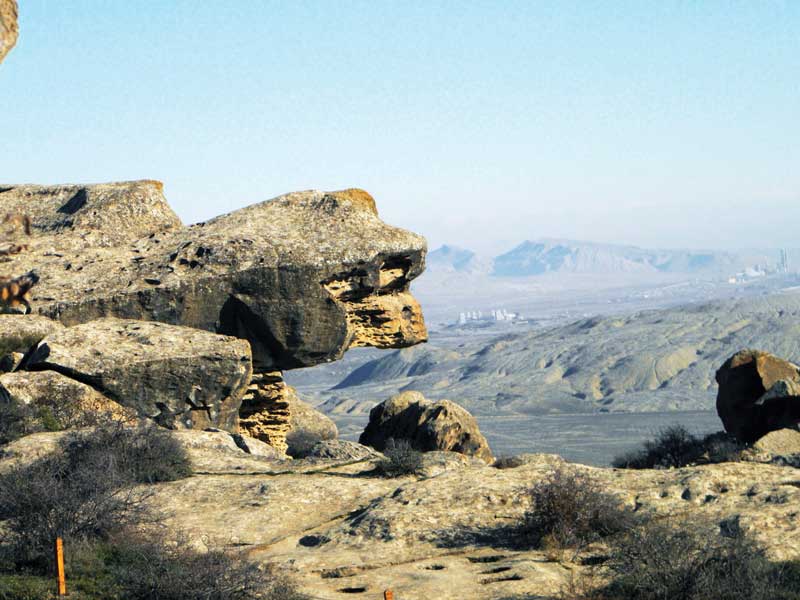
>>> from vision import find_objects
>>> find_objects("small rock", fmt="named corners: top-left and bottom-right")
top-left (359, 391), bottom-right (494, 463)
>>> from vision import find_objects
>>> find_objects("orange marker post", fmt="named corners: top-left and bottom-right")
top-left (384, 590), bottom-right (394, 600)
top-left (55, 537), bottom-right (67, 596)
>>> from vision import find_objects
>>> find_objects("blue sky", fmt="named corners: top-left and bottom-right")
top-left (1, 1), bottom-right (798, 254)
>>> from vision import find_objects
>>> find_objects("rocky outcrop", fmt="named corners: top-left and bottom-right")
top-left (1, 181), bottom-right (182, 248)
top-left (237, 373), bottom-right (338, 456)
top-left (716, 350), bottom-right (800, 443)
top-left (286, 396), bottom-right (338, 456)
top-left (3, 185), bottom-right (427, 370)
top-left (360, 391), bottom-right (494, 463)
top-left (0, 370), bottom-right (135, 430)
top-left (749, 428), bottom-right (800, 466)
top-left (24, 318), bottom-right (252, 431)
top-left (238, 371), bottom-right (292, 454)
top-left (0, 0), bottom-right (17, 64)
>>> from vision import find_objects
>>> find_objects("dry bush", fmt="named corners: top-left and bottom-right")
top-left (612, 425), bottom-right (743, 469)
top-left (562, 520), bottom-right (800, 600)
top-left (0, 420), bottom-right (190, 568)
top-left (102, 534), bottom-right (308, 600)
top-left (523, 467), bottom-right (637, 552)
top-left (375, 438), bottom-right (423, 477)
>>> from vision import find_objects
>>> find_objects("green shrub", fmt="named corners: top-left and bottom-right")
top-left (0, 574), bottom-right (53, 600)
top-left (523, 468), bottom-right (637, 551)
top-left (612, 425), bottom-right (743, 469)
top-left (375, 438), bottom-right (423, 477)
top-left (0, 399), bottom-right (34, 445)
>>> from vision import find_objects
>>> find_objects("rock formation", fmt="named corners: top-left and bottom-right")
top-left (25, 318), bottom-right (252, 431)
top-left (0, 0), bottom-right (16, 64)
top-left (1, 183), bottom-right (426, 370)
top-left (286, 392), bottom-right (338, 456)
top-left (0, 182), bottom-right (427, 450)
top-left (716, 349), bottom-right (800, 443)
top-left (360, 391), bottom-right (494, 463)
top-left (238, 371), bottom-right (294, 454)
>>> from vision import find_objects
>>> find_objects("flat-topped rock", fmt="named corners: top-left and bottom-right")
top-left (0, 181), bottom-right (182, 248)
top-left (25, 318), bottom-right (252, 431)
top-left (3, 186), bottom-right (427, 370)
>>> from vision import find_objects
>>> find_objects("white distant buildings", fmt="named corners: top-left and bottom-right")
top-left (779, 249), bottom-right (790, 274)
top-left (457, 308), bottom-right (520, 325)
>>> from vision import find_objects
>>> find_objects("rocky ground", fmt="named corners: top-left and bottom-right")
top-left (6, 430), bottom-right (799, 599)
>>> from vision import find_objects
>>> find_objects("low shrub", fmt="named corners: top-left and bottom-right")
top-left (101, 535), bottom-right (307, 600)
top-left (523, 468), bottom-right (637, 551)
top-left (375, 438), bottom-right (423, 477)
top-left (591, 520), bottom-right (800, 600)
top-left (0, 574), bottom-right (53, 600)
top-left (0, 420), bottom-right (191, 568)
top-left (611, 425), bottom-right (743, 469)
top-left (1, 536), bottom-right (309, 600)
top-left (0, 398), bottom-right (35, 445)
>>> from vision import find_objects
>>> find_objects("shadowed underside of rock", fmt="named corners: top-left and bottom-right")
top-left (0, 0), bottom-right (17, 64)
top-left (3, 184), bottom-right (427, 370)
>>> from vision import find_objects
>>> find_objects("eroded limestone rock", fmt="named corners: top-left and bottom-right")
top-left (716, 350), bottom-right (800, 443)
top-left (25, 318), bottom-right (252, 431)
top-left (360, 391), bottom-right (494, 463)
top-left (0, 0), bottom-right (17, 64)
top-left (239, 371), bottom-right (292, 454)
top-left (3, 186), bottom-right (427, 370)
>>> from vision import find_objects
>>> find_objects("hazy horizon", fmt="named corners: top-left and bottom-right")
top-left (2, 2), bottom-right (798, 255)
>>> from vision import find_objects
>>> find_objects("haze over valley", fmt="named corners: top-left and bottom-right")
top-left (287, 238), bottom-right (800, 461)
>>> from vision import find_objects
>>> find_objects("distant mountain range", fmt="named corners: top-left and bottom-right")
top-left (318, 290), bottom-right (800, 416)
top-left (427, 239), bottom-right (784, 277)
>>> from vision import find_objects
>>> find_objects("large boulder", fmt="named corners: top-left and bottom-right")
top-left (716, 350), bottom-right (800, 443)
top-left (0, 0), bottom-right (16, 64)
top-left (359, 391), bottom-right (494, 463)
top-left (24, 318), bottom-right (252, 431)
top-left (2, 185), bottom-right (427, 370)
